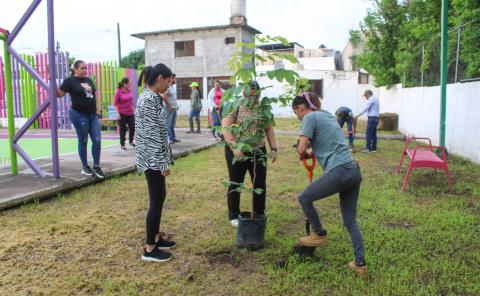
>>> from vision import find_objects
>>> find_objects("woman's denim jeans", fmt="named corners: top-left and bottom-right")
top-left (298, 161), bottom-right (365, 264)
top-left (69, 109), bottom-right (101, 168)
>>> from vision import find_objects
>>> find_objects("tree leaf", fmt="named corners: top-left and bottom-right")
top-left (275, 70), bottom-right (285, 82)
top-left (285, 71), bottom-right (295, 85)
top-left (266, 71), bottom-right (275, 80)
top-left (253, 188), bottom-right (264, 195)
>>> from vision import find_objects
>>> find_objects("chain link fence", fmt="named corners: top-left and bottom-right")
top-left (404, 20), bottom-right (480, 87)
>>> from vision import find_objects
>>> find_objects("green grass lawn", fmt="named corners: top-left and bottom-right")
top-left (0, 138), bottom-right (118, 163)
top-left (0, 136), bottom-right (479, 295)
top-left (176, 115), bottom-right (400, 135)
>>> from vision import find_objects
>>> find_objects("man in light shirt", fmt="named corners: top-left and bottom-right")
top-left (355, 90), bottom-right (380, 153)
top-left (163, 74), bottom-right (180, 143)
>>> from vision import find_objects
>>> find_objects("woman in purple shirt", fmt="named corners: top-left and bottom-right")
top-left (114, 77), bottom-right (135, 150)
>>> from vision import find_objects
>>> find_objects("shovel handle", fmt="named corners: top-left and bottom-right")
top-left (302, 157), bottom-right (316, 182)
top-left (301, 156), bottom-right (316, 235)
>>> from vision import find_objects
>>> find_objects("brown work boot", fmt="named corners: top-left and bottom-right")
top-left (349, 261), bottom-right (367, 276)
top-left (298, 233), bottom-right (328, 247)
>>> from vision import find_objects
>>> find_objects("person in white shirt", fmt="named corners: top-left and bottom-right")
top-left (355, 90), bottom-right (380, 153)
top-left (162, 74), bottom-right (180, 143)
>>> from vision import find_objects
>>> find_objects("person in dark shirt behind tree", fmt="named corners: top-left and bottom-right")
top-left (335, 106), bottom-right (355, 151)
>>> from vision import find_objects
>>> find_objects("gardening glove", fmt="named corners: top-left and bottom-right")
top-left (299, 150), bottom-right (313, 161)
top-left (271, 150), bottom-right (277, 163)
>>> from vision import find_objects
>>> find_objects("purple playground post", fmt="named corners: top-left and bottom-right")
top-left (47, 0), bottom-right (59, 178)
top-left (5, 0), bottom-right (60, 178)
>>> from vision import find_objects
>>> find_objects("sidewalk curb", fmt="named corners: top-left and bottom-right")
top-left (0, 143), bottom-right (216, 211)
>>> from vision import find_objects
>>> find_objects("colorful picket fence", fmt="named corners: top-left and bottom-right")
top-left (87, 62), bottom-right (139, 115)
top-left (0, 52), bottom-right (138, 130)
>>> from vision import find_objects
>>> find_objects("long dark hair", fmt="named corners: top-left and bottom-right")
top-left (292, 92), bottom-right (321, 110)
top-left (118, 77), bottom-right (129, 89)
top-left (138, 64), bottom-right (172, 87)
top-left (71, 60), bottom-right (85, 77)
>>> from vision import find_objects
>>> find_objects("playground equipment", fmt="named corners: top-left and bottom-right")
top-left (1, 0), bottom-right (59, 177)
top-left (0, 0), bottom-right (138, 178)
top-left (0, 55), bottom-right (139, 129)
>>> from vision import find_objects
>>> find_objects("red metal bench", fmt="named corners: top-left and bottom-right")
top-left (396, 136), bottom-right (453, 192)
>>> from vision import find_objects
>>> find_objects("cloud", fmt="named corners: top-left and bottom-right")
top-left (1, 0), bottom-right (371, 61)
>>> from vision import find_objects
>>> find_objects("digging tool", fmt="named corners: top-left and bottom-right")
top-left (293, 155), bottom-right (317, 257)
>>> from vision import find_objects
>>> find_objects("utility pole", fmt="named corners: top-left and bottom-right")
top-left (454, 28), bottom-right (461, 83)
top-left (421, 45), bottom-right (424, 87)
top-left (439, 0), bottom-right (448, 148)
top-left (117, 22), bottom-right (122, 65)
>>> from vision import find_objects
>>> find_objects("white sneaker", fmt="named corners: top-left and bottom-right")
top-left (230, 219), bottom-right (238, 228)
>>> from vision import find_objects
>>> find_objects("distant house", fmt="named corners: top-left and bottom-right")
top-left (340, 38), bottom-right (371, 84)
top-left (131, 0), bottom-right (261, 108)
top-left (256, 42), bottom-right (342, 98)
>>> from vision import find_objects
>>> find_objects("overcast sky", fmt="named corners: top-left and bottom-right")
top-left (1, 0), bottom-right (374, 62)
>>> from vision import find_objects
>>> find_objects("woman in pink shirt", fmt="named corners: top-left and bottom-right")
top-left (114, 77), bottom-right (135, 150)
top-left (208, 80), bottom-right (224, 140)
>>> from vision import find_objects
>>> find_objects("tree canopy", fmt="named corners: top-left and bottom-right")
top-left (119, 49), bottom-right (144, 69)
top-left (352, 0), bottom-right (480, 87)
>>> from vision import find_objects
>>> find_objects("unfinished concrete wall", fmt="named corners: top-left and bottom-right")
top-left (144, 27), bottom-right (249, 78)
top-left (145, 27), bottom-right (257, 117)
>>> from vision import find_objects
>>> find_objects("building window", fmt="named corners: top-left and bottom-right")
top-left (299, 51), bottom-right (304, 58)
top-left (358, 72), bottom-right (369, 84)
top-left (225, 37), bottom-right (235, 44)
top-left (176, 78), bottom-right (203, 100)
top-left (175, 40), bottom-right (195, 57)
top-left (308, 79), bottom-right (323, 98)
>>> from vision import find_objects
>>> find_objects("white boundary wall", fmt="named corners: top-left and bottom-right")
top-left (361, 81), bottom-right (480, 163)
top-left (177, 68), bottom-right (480, 163)
top-left (260, 74), bottom-right (480, 163)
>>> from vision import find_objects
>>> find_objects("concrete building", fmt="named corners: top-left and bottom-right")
top-left (255, 42), bottom-right (344, 99)
top-left (340, 39), bottom-right (371, 84)
top-left (257, 42), bottom-right (341, 72)
top-left (132, 0), bottom-right (260, 113)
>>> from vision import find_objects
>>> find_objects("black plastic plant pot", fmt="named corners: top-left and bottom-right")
top-left (236, 211), bottom-right (267, 251)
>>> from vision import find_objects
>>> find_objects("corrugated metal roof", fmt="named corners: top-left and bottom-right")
top-left (257, 42), bottom-right (304, 51)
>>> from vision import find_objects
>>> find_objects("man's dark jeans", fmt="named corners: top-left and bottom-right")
top-left (366, 116), bottom-right (379, 151)
top-left (166, 109), bottom-right (177, 141)
top-left (338, 117), bottom-right (354, 145)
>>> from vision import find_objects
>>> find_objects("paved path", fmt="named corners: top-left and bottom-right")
top-left (0, 128), bottom-right (403, 210)
top-left (0, 130), bottom-right (217, 210)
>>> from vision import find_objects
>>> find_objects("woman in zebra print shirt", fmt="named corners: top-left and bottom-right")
top-left (135, 64), bottom-right (176, 263)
